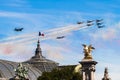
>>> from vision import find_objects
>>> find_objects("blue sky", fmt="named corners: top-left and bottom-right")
top-left (0, 0), bottom-right (120, 80)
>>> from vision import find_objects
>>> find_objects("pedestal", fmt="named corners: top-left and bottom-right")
top-left (79, 60), bottom-right (97, 80)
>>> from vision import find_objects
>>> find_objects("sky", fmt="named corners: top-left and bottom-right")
top-left (0, 0), bottom-right (120, 80)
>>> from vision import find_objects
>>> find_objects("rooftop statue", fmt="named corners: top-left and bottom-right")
top-left (82, 44), bottom-right (95, 59)
top-left (14, 63), bottom-right (29, 80)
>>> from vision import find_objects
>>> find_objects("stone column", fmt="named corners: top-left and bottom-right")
top-left (80, 60), bottom-right (97, 80)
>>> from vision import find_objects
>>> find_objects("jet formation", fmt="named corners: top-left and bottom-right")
top-left (13, 19), bottom-right (105, 40)
top-left (77, 19), bottom-right (105, 28)
top-left (96, 19), bottom-right (105, 28)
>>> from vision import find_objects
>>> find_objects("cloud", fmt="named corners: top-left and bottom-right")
top-left (89, 21), bottom-right (120, 42)
top-left (0, 43), bottom-right (34, 62)
top-left (43, 44), bottom-right (64, 60)
top-left (0, 0), bottom-right (30, 8)
top-left (90, 28), bottom-right (116, 41)
top-left (0, 11), bottom-right (27, 18)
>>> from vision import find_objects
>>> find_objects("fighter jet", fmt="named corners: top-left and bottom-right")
top-left (87, 20), bottom-right (94, 23)
top-left (96, 22), bottom-right (103, 25)
top-left (14, 28), bottom-right (24, 31)
top-left (56, 36), bottom-right (65, 39)
top-left (87, 23), bottom-right (94, 26)
top-left (77, 21), bottom-right (84, 24)
top-left (96, 19), bottom-right (103, 22)
top-left (98, 25), bottom-right (105, 28)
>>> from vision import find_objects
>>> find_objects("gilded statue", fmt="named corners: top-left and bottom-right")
top-left (82, 44), bottom-right (95, 59)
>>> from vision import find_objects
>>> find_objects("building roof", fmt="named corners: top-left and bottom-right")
top-left (24, 39), bottom-right (59, 72)
top-left (0, 59), bottom-right (42, 80)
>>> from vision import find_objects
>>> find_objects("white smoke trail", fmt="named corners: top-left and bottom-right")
top-left (0, 24), bottom-right (88, 45)
top-left (43, 24), bottom-right (74, 32)
top-left (0, 24), bottom-right (75, 43)
top-left (18, 24), bottom-right (88, 45)
top-left (1, 36), bottom-right (37, 45)
top-left (0, 32), bottom-right (37, 42)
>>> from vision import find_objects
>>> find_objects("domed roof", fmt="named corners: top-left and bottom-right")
top-left (24, 40), bottom-right (59, 72)
top-left (0, 59), bottom-right (42, 80)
